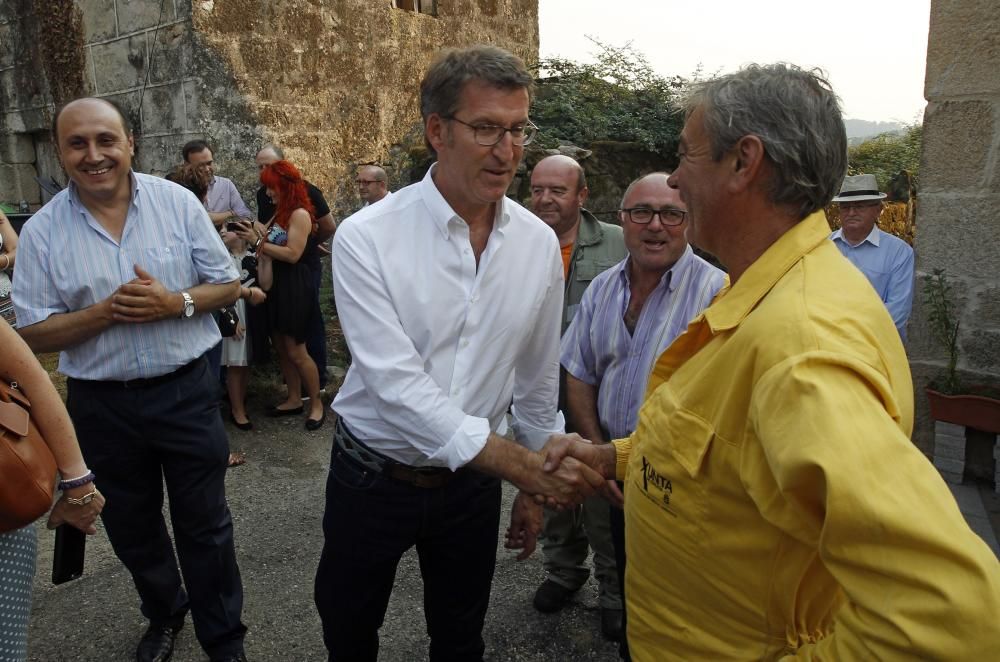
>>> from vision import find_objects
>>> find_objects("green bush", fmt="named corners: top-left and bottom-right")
top-left (530, 40), bottom-right (687, 154)
top-left (848, 123), bottom-right (922, 192)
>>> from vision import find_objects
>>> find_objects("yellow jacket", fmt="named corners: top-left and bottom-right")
top-left (615, 212), bottom-right (1000, 660)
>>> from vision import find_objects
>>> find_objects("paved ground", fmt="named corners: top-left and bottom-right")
top-left (27, 402), bottom-right (621, 662)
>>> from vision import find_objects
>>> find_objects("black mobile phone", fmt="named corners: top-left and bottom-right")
top-left (52, 524), bottom-right (86, 584)
top-left (226, 220), bottom-right (244, 232)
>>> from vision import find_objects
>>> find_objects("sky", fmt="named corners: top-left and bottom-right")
top-left (538, 0), bottom-right (931, 123)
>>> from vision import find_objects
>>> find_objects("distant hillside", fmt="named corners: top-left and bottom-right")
top-left (845, 119), bottom-right (905, 141)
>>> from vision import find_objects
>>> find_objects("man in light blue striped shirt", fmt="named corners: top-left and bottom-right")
top-left (560, 172), bottom-right (725, 659)
top-left (13, 97), bottom-right (247, 662)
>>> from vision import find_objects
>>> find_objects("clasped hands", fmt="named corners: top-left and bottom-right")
top-left (504, 434), bottom-right (623, 560)
top-left (108, 264), bottom-right (178, 322)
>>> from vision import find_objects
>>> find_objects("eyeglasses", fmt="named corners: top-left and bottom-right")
top-left (620, 207), bottom-right (687, 225)
top-left (355, 179), bottom-right (380, 185)
top-left (444, 116), bottom-right (538, 146)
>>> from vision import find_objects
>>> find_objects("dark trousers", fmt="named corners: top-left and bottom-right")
top-left (306, 264), bottom-right (328, 389)
top-left (610, 485), bottom-right (631, 661)
top-left (66, 359), bottom-right (247, 658)
top-left (314, 440), bottom-right (502, 662)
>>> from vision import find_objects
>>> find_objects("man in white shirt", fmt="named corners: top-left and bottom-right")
top-left (316, 45), bottom-right (606, 662)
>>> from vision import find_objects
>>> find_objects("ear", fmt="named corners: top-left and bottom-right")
top-left (426, 114), bottom-right (447, 154)
top-left (577, 185), bottom-right (589, 207)
top-left (127, 132), bottom-right (135, 156)
top-left (727, 135), bottom-right (766, 194)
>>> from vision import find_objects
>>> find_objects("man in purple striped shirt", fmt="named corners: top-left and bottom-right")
top-left (560, 172), bottom-right (725, 659)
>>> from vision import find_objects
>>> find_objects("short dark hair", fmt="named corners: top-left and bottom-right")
top-left (51, 97), bottom-right (133, 142)
top-left (420, 45), bottom-right (533, 123)
top-left (182, 139), bottom-right (212, 162)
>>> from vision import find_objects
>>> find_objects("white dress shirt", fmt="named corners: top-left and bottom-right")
top-left (331, 165), bottom-right (565, 470)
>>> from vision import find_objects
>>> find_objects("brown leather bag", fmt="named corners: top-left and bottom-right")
top-left (0, 378), bottom-right (57, 532)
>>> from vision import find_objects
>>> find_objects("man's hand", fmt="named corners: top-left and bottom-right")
top-left (111, 265), bottom-right (181, 323)
top-left (504, 490), bottom-right (543, 560)
top-left (245, 286), bottom-right (266, 306)
top-left (517, 434), bottom-right (608, 510)
top-left (542, 434), bottom-right (622, 508)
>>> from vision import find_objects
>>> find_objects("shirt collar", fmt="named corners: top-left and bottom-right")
top-left (419, 163), bottom-right (510, 239)
top-left (703, 211), bottom-right (829, 332)
top-left (68, 170), bottom-right (141, 212)
top-left (831, 224), bottom-right (881, 248)
top-left (618, 244), bottom-right (695, 293)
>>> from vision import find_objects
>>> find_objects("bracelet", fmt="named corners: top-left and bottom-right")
top-left (240, 287), bottom-right (249, 300)
top-left (65, 488), bottom-right (100, 506)
top-left (0, 254), bottom-right (9, 270)
top-left (254, 236), bottom-right (265, 252)
top-left (58, 470), bottom-right (96, 490)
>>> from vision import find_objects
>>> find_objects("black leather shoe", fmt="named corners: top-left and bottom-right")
top-left (601, 607), bottom-right (624, 642)
top-left (135, 623), bottom-right (182, 662)
top-left (305, 408), bottom-right (327, 431)
top-left (532, 579), bottom-right (577, 613)
top-left (266, 405), bottom-right (303, 418)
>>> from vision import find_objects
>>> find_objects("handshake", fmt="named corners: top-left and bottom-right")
top-left (501, 434), bottom-right (623, 561)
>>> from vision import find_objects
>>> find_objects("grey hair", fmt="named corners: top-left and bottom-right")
top-left (420, 45), bottom-right (534, 123)
top-left (257, 143), bottom-right (285, 160)
top-left (683, 63), bottom-right (847, 218)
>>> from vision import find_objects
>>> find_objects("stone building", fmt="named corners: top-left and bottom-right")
top-left (0, 0), bottom-right (539, 214)
top-left (910, 0), bottom-right (1000, 483)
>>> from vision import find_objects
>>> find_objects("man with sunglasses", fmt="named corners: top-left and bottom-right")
top-left (559, 172), bottom-right (725, 658)
top-left (355, 165), bottom-right (390, 207)
top-left (830, 173), bottom-right (914, 339)
top-left (317, 45), bottom-right (607, 662)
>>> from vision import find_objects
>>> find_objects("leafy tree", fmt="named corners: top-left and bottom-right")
top-left (848, 123), bottom-right (923, 192)
top-left (530, 40), bottom-right (687, 154)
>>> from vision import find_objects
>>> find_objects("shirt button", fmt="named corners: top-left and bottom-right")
top-left (461, 339), bottom-right (469, 347)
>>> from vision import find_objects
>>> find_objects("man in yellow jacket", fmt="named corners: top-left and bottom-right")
top-left (543, 63), bottom-right (1000, 659)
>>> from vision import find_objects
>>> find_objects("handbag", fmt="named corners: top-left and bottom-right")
top-left (0, 378), bottom-right (58, 532)
top-left (217, 305), bottom-right (240, 338)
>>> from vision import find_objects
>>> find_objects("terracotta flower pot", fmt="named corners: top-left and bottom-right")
top-left (926, 388), bottom-right (1000, 435)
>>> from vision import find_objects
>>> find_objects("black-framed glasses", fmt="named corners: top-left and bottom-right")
top-left (444, 116), bottom-right (538, 146)
top-left (620, 207), bottom-right (687, 225)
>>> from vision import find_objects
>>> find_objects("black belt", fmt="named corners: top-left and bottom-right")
top-left (334, 418), bottom-right (455, 489)
top-left (67, 357), bottom-right (204, 390)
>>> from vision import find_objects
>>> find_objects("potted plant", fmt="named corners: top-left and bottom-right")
top-left (922, 268), bottom-right (1000, 434)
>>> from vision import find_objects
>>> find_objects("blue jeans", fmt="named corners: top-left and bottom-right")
top-left (314, 434), bottom-right (501, 661)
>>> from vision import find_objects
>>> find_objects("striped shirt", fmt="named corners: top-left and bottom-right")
top-left (205, 175), bottom-right (253, 219)
top-left (12, 172), bottom-right (239, 381)
top-left (560, 245), bottom-right (725, 439)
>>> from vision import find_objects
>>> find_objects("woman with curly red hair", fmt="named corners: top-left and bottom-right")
top-left (256, 160), bottom-right (326, 430)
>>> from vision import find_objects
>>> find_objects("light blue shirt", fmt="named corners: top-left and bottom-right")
top-left (13, 172), bottom-right (239, 380)
top-left (560, 245), bottom-right (725, 439)
top-left (831, 226), bottom-right (914, 340)
top-left (205, 175), bottom-right (252, 218)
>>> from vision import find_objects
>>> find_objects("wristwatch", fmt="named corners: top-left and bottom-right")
top-left (66, 489), bottom-right (100, 506)
top-left (180, 291), bottom-right (195, 318)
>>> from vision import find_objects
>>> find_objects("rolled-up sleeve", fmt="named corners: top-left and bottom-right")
top-left (510, 250), bottom-right (565, 450)
top-left (188, 196), bottom-right (239, 284)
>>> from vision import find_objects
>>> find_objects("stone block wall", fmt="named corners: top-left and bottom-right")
top-left (0, 0), bottom-right (539, 214)
top-left (910, 0), bottom-right (1000, 453)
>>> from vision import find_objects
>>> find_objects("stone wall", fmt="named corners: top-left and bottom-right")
top-left (0, 0), bottom-right (539, 215)
top-left (909, 0), bottom-right (1000, 453)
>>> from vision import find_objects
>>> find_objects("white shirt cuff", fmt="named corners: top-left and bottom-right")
top-left (426, 415), bottom-right (492, 471)
top-left (511, 408), bottom-right (566, 452)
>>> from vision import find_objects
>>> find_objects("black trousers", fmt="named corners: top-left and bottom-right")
top-left (314, 439), bottom-right (502, 662)
top-left (66, 359), bottom-right (247, 659)
top-left (610, 484), bottom-right (631, 661)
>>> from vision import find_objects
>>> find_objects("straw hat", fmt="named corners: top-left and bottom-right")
top-left (832, 174), bottom-right (887, 202)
